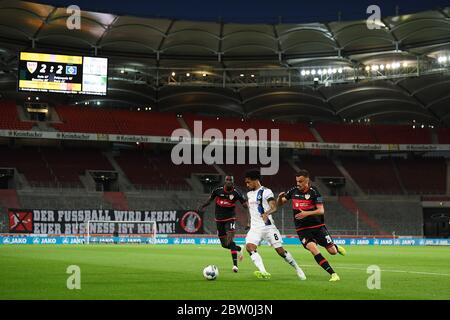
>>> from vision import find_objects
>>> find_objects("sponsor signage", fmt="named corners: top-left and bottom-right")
top-left (1, 129), bottom-right (449, 151)
top-left (1, 236), bottom-right (449, 246)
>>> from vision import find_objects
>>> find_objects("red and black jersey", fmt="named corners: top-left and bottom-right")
top-left (284, 185), bottom-right (325, 231)
top-left (210, 186), bottom-right (246, 221)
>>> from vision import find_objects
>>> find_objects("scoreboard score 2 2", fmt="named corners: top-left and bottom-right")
top-left (18, 52), bottom-right (108, 96)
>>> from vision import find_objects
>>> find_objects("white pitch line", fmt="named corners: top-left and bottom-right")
top-left (298, 264), bottom-right (450, 277)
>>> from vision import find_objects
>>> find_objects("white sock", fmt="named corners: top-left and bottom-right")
top-left (284, 251), bottom-right (303, 273)
top-left (250, 251), bottom-right (267, 273)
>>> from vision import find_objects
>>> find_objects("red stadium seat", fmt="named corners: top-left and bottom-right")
top-left (314, 123), bottom-right (375, 144)
top-left (0, 100), bottom-right (34, 131)
top-left (0, 146), bottom-right (113, 187)
top-left (52, 105), bottom-right (181, 136)
top-left (295, 156), bottom-right (343, 180)
top-left (112, 110), bottom-right (181, 136)
top-left (184, 114), bottom-right (316, 142)
top-left (341, 157), bottom-right (403, 194)
top-left (373, 125), bottom-right (432, 144)
top-left (394, 158), bottom-right (446, 194)
top-left (52, 105), bottom-right (120, 134)
top-left (315, 122), bottom-right (433, 144)
top-left (438, 128), bottom-right (450, 144)
top-left (114, 150), bottom-right (218, 190)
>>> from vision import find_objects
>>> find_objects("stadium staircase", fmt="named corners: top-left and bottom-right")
top-left (16, 104), bottom-right (30, 122)
top-left (338, 196), bottom-right (387, 235)
top-left (103, 192), bottom-right (129, 210)
top-left (332, 158), bottom-right (364, 196)
top-left (287, 159), bottom-right (301, 173)
top-left (78, 174), bottom-right (96, 191)
top-left (14, 170), bottom-right (30, 189)
top-left (308, 127), bottom-right (324, 142)
top-left (103, 151), bottom-right (136, 191)
top-left (287, 158), bottom-right (330, 195)
top-left (49, 107), bottom-right (62, 123)
top-left (176, 115), bottom-right (191, 131)
top-left (35, 121), bottom-right (56, 132)
top-left (185, 176), bottom-right (203, 193)
top-left (431, 130), bottom-right (439, 144)
top-left (391, 158), bottom-right (407, 195)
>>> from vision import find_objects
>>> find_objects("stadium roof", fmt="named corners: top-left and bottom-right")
top-left (0, 0), bottom-right (450, 125)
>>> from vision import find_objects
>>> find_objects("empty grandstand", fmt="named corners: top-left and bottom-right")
top-left (0, 0), bottom-right (449, 240)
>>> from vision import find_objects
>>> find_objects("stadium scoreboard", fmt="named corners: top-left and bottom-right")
top-left (18, 52), bottom-right (108, 96)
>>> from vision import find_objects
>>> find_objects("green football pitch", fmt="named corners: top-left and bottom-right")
top-left (0, 245), bottom-right (449, 300)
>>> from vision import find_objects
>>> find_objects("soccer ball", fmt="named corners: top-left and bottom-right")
top-left (203, 265), bottom-right (219, 280)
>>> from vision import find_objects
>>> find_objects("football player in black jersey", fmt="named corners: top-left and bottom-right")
top-left (277, 169), bottom-right (346, 282)
top-left (198, 175), bottom-right (248, 272)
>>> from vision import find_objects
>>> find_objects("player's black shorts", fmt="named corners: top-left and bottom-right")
top-left (296, 225), bottom-right (335, 249)
top-left (216, 219), bottom-right (236, 238)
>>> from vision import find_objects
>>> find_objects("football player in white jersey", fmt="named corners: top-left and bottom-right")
top-left (244, 170), bottom-right (306, 280)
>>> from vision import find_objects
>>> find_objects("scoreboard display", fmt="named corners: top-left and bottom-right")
top-left (18, 52), bottom-right (108, 96)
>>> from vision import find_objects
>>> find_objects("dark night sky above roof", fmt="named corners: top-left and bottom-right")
top-left (32, 0), bottom-right (450, 23)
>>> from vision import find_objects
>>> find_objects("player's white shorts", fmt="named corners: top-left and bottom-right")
top-left (245, 225), bottom-right (283, 248)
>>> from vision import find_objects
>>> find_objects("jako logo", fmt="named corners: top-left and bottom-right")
top-left (170, 121), bottom-right (280, 175)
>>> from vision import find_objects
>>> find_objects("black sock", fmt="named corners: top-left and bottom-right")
top-left (314, 253), bottom-right (335, 275)
top-left (228, 241), bottom-right (241, 267)
top-left (231, 251), bottom-right (238, 267)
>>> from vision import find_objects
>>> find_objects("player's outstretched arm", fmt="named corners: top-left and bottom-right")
top-left (240, 200), bottom-right (249, 210)
top-left (197, 195), bottom-right (213, 212)
top-left (277, 192), bottom-right (288, 207)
